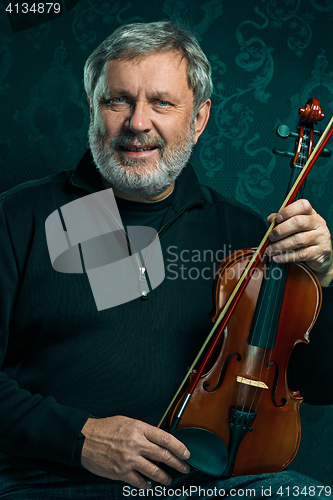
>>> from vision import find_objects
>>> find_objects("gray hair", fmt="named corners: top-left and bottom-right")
top-left (84, 21), bottom-right (212, 112)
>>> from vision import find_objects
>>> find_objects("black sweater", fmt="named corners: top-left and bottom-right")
top-left (0, 151), bottom-right (332, 482)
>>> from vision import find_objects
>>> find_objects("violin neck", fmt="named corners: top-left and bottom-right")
top-left (286, 124), bottom-right (313, 198)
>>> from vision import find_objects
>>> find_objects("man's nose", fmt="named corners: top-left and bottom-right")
top-left (126, 102), bottom-right (152, 134)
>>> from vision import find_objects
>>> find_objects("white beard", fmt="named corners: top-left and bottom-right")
top-left (88, 123), bottom-right (195, 196)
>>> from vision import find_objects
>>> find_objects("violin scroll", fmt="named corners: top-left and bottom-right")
top-left (299, 98), bottom-right (324, 125)
top-left (273, 98), bottom-right (332, 169)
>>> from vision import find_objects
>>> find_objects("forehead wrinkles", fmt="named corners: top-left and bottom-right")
top-left (95, 52), bottom-right (192, 101)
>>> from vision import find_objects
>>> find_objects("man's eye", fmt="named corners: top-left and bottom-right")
top-left (109, 97), bottom-right (128, 105)
top-left (158, 101), bottom-right (170, 107)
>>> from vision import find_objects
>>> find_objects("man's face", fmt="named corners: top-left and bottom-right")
top-left (88, 50), bottom-right (208, 196)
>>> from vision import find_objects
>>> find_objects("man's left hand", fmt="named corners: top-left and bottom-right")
top-left (266, 199), bottom-right (333, 287)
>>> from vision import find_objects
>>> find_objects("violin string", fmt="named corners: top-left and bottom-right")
top-left (234, 260), bottom-right (257, 413)
top-left (235, 259), bottom-right (277, 415)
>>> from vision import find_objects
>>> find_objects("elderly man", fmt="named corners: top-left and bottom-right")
top-left (0, 21), bottom-right (332, 499)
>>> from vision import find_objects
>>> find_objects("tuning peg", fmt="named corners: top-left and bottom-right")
top-left (313, 129), bottom-right (332, 157)
top-left (272, 148), bottom-right (295, 158)
top-left (276, 125), bottom-right (299, 139)
top-left (274, 124), bottom-right (332, 158)
top-left (318, 147), bottom-right (332, 157)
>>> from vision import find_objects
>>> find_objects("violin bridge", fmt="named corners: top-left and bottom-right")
top-left (236, 376), bottom-right (269, 389)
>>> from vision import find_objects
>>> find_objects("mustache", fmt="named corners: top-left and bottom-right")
top-left (109, 134), bottom-right (166, 151)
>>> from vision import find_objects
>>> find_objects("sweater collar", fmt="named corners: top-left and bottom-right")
top-left (69, 149), bottom-right (206, 213)
top-left (69, 150), bottom-right (105, 194)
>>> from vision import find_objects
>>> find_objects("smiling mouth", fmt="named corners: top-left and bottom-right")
top-left (119, 145), bottom-right (159, 153)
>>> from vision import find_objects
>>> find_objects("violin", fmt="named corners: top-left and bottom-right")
top-left (159, 98), bottom-right (333, 478)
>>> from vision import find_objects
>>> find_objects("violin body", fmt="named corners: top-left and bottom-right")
top-left (169, 249), bottom-right (322, 476)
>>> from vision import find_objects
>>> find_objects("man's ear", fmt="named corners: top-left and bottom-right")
top-left (88, 97), bottom-right (93, 119)
top-left (193, 99), bottom-right (211, 144)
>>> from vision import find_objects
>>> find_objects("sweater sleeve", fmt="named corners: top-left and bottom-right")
top-left (0, 198), bottom-right (91, 467)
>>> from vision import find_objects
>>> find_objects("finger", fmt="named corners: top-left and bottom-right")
top-left (268, 246), bottom-right (322, 265)
top-left (275, 199), bottom-right (315, 223)
top-left (266, 200), bottom-right (315, 228)
top-left (266, 212), bottom-right (277, 225)
top-left (134, 456), bottom-right (176, 485)
top-left (124, 469), bottom-right (154, 490)
top-left (268, 227), bottom-right (315, 254)
top-left (268, 214), bottom-right (323, 243)
top-left (268, 242), bottom-right (331, 269)
top-left (144, 426), bottom-right (190, 461)
top-left (140, 440), bottom-right (191, 476)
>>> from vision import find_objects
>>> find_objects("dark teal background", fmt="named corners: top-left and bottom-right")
top-left (1, 0), bottom-right (333, 487)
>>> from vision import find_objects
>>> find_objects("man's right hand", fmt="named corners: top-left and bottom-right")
top-left (80, 416), bottom-right (191, 489)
